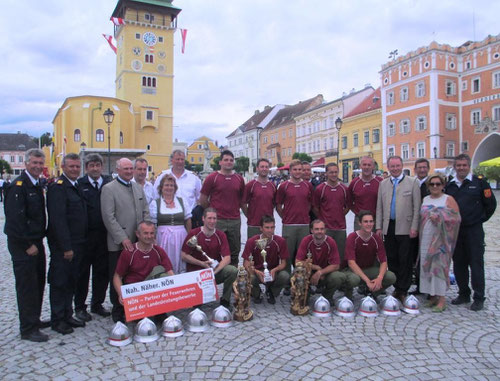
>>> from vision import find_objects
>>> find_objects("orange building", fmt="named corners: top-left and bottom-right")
top-left (380, 34), bottom-right (500, 173)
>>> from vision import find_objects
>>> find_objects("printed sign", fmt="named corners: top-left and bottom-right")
top-left (121, 269), bottom-right (218, 321)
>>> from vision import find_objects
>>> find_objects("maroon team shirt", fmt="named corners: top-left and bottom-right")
top-left (115, 244), bottom-right (173, 284)
top-left (276, 180), bottom-right (312, 225)
top-left (296, 235), bottom-right (339, 269)
top-left (201, 171), bottom-right (245, 219)
top-left (345, 231), bottom-right (387, 269)
top-left (313, 182), bottom-right (350, 230)
top-left (181, 227), bottom-right (230, 272)
top-left (348, 176), bottom-right (383, 216)
top-left (242, 234), bottom-right (289, 271)
top-left (243, 180), bottom-right (276, 226)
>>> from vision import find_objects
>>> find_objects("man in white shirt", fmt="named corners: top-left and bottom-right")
top-left (132, 158), bottom-right (156, 205)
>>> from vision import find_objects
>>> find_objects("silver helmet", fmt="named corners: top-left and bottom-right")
top-left (108, 321), bottom-right (132, 347)
top-left (211, 305), bottom-right (233, 328)
top-left (162, 315), bottom-right (184, 337)
top-left (358, 296), bottom-right (379, 317)
top-left (186, 308), bottom-right (209, 332)
top-left (402, 295), bottom-right (420, 315)
top-left (312, 296), bottom-right (331, 317)
top-left (134, 317), bottom-right (159, 343)
top-left (380, 295), bottom-right (401, 316)
top-left (334, 296), bottom-right (355, 318)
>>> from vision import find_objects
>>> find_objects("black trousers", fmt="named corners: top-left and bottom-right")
top-left (410, 236), bottom-right (420, 289)
top-left (8, 238), bottom-right (46, 335)
top-left (74, 230), bottom-right (109, 311)
top-left (48, 243), bottom-right (84, 323)
top-left (453, 224), bottom-right (485, 301)
top-left (384, 220), bottom-right (412, 293)
top-left (109, 250), bottom-right (124, 320)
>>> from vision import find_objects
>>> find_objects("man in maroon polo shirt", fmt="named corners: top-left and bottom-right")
top-left (295, 220), bottom-right (345, 302)
top-left (113, 221), bottom-right (174, 308)
top-left (242, 215), bottom-right (289, 304)
top-left (276, 160), bottom-right (313, 291)
top-left (242, 158), bottom-right (276, 239)
top-left (344, 210), bottom-right (396, 299)
top-left (348, 156), bottom-right (383, 231)
top-left (313, 162), bottom-right (350, 265)
top-left (200, 150), bottom-right (245, 267)
top-left (181, 207), bottom-right (238, 308)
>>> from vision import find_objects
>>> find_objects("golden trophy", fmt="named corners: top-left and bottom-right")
top-left (256, 238), bottom-right (273, 283)
top-left (290, 251), bottom-right (313, 316)
top-left (187, 235), bottom-right (219, 269)
top-left (233, 266), bottom-right (253, 322)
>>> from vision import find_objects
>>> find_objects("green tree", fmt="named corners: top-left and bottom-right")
top-left (0, 159), bottom-right (13, 177)
top-left (184, 159), bottom-right (193, 171)
top-left (235, 156), bottom-right (249, 174)
top-left (475, 166), bottom-right (500, 182)
top-left (277, 162), bottom-right (285, 168)
top-left (211, 156), bottom-right (221, 171)
top-left (32, 132), bottom-right (52, 147)
top-left (193, 164), bottom-right (203, 173)
top-left (292, 152), bottom-right (312, 163)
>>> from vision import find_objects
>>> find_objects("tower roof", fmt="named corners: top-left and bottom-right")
top-left (112, 0), bottom-right (181, 19)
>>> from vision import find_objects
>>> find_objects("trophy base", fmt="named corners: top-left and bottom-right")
top-left (233, 310), bottom-right (254, 322)
top-left (290, 306), bottom-right (310, 316)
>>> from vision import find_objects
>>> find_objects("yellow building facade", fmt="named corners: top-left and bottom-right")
top-left (51, 0), bottom-right (181, 175)
top-left (337, 88), bottom-right (383, 181)
top-left (186, 136), bottom-right (220, 166)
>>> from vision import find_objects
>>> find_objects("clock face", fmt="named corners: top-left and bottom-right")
top-left (143, 32), bottom-right (157, 47)
top-left (133, 47), bottom-right (141, 56)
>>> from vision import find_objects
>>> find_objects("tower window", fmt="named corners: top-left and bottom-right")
top-left (147, 144), bottom-right (151, 151)
top-left (142, 76), bottom-right (157, 88)
top-left (145, 13), bottom-right (154, 22)
top-left (145, 54), bottom-right (154, 63)
top-left (96, 129), bottom-right (104, 142)
top-left (74, 129), bottom-right (81, 142)
top-left (120, 131), bottom-right (124, 144)
top-left (135, 33), bottom-right (140, 40)
top-left (146, 111), bottom-right (154, 120)
top-left (158, 36), bottom-right (163, 43)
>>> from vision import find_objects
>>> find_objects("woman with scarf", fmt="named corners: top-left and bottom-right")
top-left (419, 173), bottom-right (461, 312)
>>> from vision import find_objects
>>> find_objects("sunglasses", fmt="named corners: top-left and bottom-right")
top-left (429, 182), bottom-right (443, 187)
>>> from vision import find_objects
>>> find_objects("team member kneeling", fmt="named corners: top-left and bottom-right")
top-left (344, 210), bottom-right (396, 298)
top-left (242, 215), bottom-right (290, 304)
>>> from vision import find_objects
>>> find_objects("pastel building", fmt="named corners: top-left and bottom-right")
top-left (0, 133), bottom-right (38, 177)
top-left (380, 34), bottom-right (500, 173)
top-left (186, 136), bottom-right (220, 167)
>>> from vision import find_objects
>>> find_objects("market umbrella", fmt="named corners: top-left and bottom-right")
top-left (479, 157), bottom-right (500, 166)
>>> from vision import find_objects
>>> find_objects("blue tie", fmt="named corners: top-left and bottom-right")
top-left (390, 178), bottom-right (398, 220)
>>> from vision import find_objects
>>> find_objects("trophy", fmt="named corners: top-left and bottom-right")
top-left (290, 261), bottom-right (310, 316)
top-left (256, 238), bottom-right (273, 283)
top-left (187, 236), bottom-right (219, 269)
top-left (233, 266), bottom-right (253, 322)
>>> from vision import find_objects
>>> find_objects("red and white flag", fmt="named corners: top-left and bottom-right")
top-left (102, 34), bottom-right (117, 54)
top-left (180, 28), bottom-right (188, 54)
top-left (110, 17), bottom-right (125, 26)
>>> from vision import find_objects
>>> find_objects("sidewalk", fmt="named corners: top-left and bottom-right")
top-left (0, 204), bottom-right (499, 380)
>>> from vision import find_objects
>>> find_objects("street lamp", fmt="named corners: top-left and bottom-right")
top-left (103, 108), bottom-right (115, 174)
top-left (335, 117), bottom-right (343, 165)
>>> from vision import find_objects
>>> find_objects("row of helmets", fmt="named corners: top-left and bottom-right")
top-left (108, 306), bottom-right (233, 347)
top-left (312, 295), bottom-right (420, 318)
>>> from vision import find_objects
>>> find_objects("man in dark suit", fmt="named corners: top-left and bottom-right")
top-left (47, 153), bottom-right (88, 335)
top-left (74, 154), bottom-right (111, 322)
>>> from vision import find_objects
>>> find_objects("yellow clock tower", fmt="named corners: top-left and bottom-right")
top-left (112, 0), bottom-right (181, 173)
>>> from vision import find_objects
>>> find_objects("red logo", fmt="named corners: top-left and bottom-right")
top-left (199, 270), bottom-right (213, 281)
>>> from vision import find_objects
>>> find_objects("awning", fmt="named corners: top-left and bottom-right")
top-left (479, 157), bottom-right (500, 166)
top-left (312, 157), bottom-right (325, 166)
top-left (278, 164), bottom-right (290, 170)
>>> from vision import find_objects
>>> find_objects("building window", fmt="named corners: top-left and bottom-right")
top-left (416, 82), bottom-right (425, 97)
top-left (145, 13), bottom-right (154, 22)
top-left (466, 61), bottom-right (471, 70)
top-left (493, 106), bottom-right (500, 122)
top-left (446, 114), bottom-right (457, 130)
top-left (471, 77), bottom-right (480, 94)
top-left (324, 139), bottom-right (328, 150)
top-left (373, 129), bottom-right (380, 143)
top-left (158, 36), bottom-right (163, 43)
top-left (387, 123), bottom-right (395, 137)
top-left (416, 116), bottom-right (427, 131)
top-left (281, 131), bottom-right (285, 139)
top-left (461, 141), bottom-right (469, 151)
top-left (146, 110), bottom-right (154, 120)
top-left (417, 142), bottom-right (425, 158)
top-left (341, 136), bottom-right (347, 149)
top-left (74, 129), bottom-right (81, 142)
top-left (120, 132), bottom-right (124, 144)
top-left (400, 119), bottom-right (410, 134)
top-left (353, 133), bottom-right (359, 147)
top-left (135, 33), bottom-right (140, 40)
top-left (147, 144), bottom-right (151, 151)
top-left (142, 76), bottom-right (157, 87)
top-left (446, 80), bottom-right (456, 96)
top-left (446, 142), bottom-right (455, 157)
top-left (364, 131), bottom-right (369, 145)
top-left (493, 71), bottom-right (500, 89)
top-left (471, 109), bottom-right (481, 125)
top-left (462, 81), bottom-right (467, 91)
top-left (401, 144), bottom-right (409, 160)
top-left (289, 128), bottom-right (293, 137)
top-left (263, 136), bottom-right (268, 144)
top-left (145, 54), bottom-right (154, 63)
top-left (198, 157), bottom-right (202, 162)
top-left (96, 129), bottom-right (104, 142)
top-left (10, 156), bottom-right (15, 163)
top-left (388, 146), bottom-right (395, 157)
top-left (18, 155), bottom-right (23, 163)
top-left (387, 91), bottom-right (394, 106)
top-left (190, 157), bottom-right (194, 163)
top-left (400, 87), bottom-right (409, 102)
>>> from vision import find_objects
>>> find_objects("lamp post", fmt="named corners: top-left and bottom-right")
top-left (335, 117), bottom-right (343, 165)
top-left (103, 108), bottom-right (115, 174)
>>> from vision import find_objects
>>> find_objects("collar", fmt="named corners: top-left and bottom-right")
top-left (63, 173), bottom-right (78, 187)
top-left (360, 174), bottom-right (375, 182)
top-left (391, 173), bottom-right (404, 183)
top-left (25, 170), bottom-right (39, 186)
top-left (451, 173), bottom-right (473, 187)
top-left (418, 176), bottom-right (428, 186)
top-left (116, 176), bottom-right (131, 186)
top-left (88, 176), bottom-right (103, 187)
top-left (169, 167), bottom-right (187, 179)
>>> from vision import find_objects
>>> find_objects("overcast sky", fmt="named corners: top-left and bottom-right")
top-left (0, 0), bottom-right (498, 146)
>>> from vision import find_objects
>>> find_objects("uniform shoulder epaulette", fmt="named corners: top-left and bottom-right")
top-left (477, 174), bottom-right (483, 179)
top-left (16, 180), bottom-right (23, 186)
top-left (57, 179), bottom-right (64, 185)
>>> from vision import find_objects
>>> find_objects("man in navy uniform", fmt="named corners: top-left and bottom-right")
top-left (4, 149), bottom-right (50, 342)
top-left (445, 154), bottom-right (496, 311)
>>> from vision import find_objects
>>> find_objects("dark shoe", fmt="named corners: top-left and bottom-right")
top-left (451, 295), bottom-right (471, 305)
top-left (409, 289), bottom-right (422, 296)
top-left (112, 314), bottom-right (126, 323)
top-left (470, 300), bottom-right (484, 311)
top-left (66, 317), bottom-right (85, 328)
top-left (38, 319), bottom-right (51, 329)
top-left (266, 290), bottom-right (276, 305)
top-left (75, 310), bottom-right (92, 322)
top-left (21, 329), bottom-right (49, 342)
top-left (283, 288), bottom-right (291, 296)
top-left (220, 299), bottom-right (230, 308)
top-left (253, 295), bottom-right (262, 304)
top-left (52, 321), bottom-right (74, 335)
top-left (393, 291), bottom-right (406, 305)
top-left (91, 305), bottom-right (111, 317)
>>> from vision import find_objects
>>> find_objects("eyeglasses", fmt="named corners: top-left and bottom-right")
top-left (429, 182), bottom-right (443, 187)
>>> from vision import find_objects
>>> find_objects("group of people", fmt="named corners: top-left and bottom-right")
top-left (3, 148), bottom-right (496, 343)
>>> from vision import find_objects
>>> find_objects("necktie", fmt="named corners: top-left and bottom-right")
top-left (93, 181), bottom-right (99, 190)
top-left (390, 178), bottom-right (398, 220)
